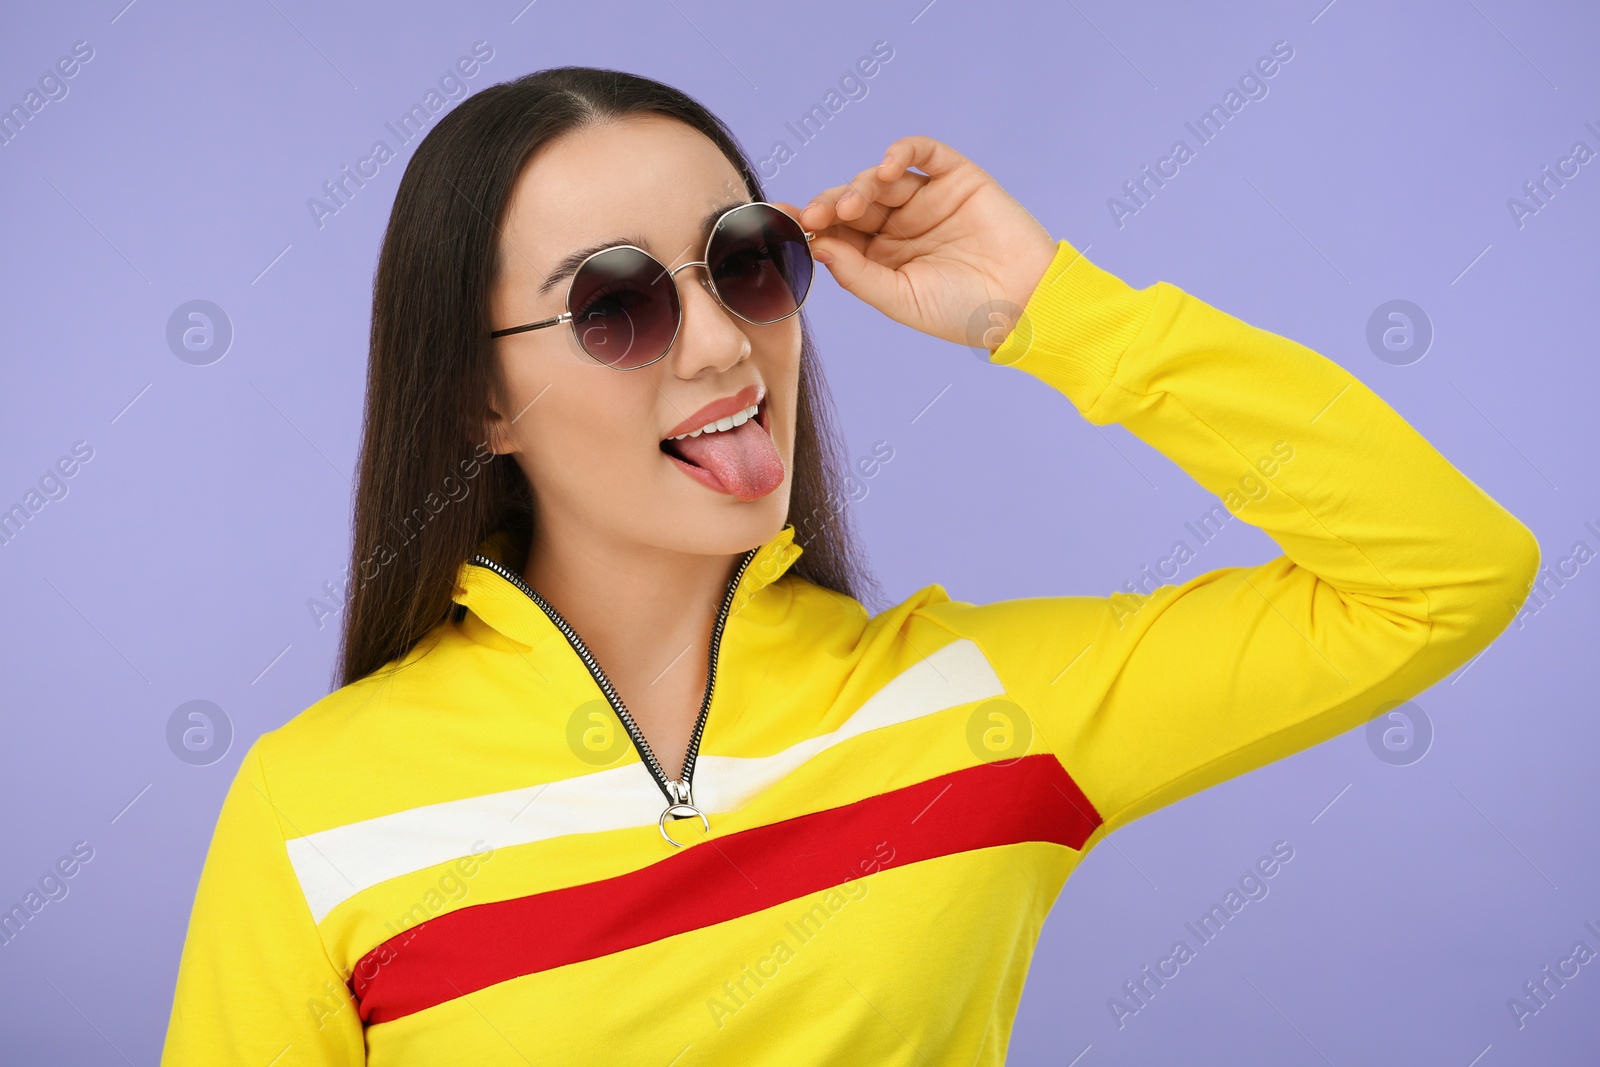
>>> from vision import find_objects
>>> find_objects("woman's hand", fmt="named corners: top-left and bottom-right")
top-left (784, 135), bottom-right (1059, 350)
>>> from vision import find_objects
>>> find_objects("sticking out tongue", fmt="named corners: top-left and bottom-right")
top-left (666, 416), bottom-right (785, 501)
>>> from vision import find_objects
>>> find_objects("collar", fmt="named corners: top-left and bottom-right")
top-left (449, 523), bottom-right (805, 653)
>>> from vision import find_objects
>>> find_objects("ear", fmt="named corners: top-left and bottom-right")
top-left (480, 377), bottom-right (524, 457)
top-left (483, 402), bottom-right (516, 456)
top-left (481, 363), bottom-right (530, 456)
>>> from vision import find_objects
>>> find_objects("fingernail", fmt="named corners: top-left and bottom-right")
top-left (838, 190), bottom-right (855, 204)
top-left (814, 248), bottom-right (833, 264)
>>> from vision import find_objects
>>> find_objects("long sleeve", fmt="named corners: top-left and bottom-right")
top-left (924, 237), bottom-right (1540, 835)
top-left (160, 737), bottom-right (366, 1065)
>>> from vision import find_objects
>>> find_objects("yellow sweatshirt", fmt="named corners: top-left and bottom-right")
top-left (159, 237), bottom-right (1539, 1066)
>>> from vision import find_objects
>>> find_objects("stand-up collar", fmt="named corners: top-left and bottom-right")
top-left (450, 523), bottom-right (805, 652)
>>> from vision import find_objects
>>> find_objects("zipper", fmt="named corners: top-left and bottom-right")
top-left (467, 547), bottom-right (759, 844)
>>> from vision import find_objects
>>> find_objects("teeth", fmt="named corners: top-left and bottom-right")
top-left (669, 402), bottom-right (759, 440)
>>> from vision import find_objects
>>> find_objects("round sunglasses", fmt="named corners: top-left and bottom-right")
top-left (489, 201), bottom-right (816, 370)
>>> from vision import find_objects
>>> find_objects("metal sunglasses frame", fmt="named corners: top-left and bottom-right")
top-left (487, 201), bottom-right (816, 370)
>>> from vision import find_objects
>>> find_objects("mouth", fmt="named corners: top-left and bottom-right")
top-left (658, 393), bottom-right (784, 501)
top-left (658, 393), bottom-right (770, 467)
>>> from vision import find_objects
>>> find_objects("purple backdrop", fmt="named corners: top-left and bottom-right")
top-left (2, 1), bottom-right (1596, 1063)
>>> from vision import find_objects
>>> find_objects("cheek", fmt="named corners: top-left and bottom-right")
top-left (782, 364), bottom-right (803, 454)
top-left (761, 322), bottom-right (804, 452)
top-left (512, 366), bottom-right (655, 499)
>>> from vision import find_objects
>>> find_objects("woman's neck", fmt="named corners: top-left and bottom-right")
top-left (520, 521), bottom-right (743, 774)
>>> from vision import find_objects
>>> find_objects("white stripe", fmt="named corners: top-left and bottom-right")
top-left (287, 637), bottom-right (1004, 923)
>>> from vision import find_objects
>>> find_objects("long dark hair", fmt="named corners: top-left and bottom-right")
top-left (334, 66), bottom-right (879, 689)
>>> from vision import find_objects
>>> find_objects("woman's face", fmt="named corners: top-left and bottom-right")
top-left (486, 115), bottom-right (802, 563)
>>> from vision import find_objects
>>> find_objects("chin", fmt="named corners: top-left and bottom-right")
top-left (688, 489), bottom-right (793, 557)
top-left (633, 476), bottom-right (792, 560)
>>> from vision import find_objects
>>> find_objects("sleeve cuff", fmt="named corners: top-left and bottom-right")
top-left (987, 238), bottom-right (1162, 414)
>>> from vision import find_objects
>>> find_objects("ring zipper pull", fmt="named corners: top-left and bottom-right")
top-left (659, 779), bottom-right (708, 847)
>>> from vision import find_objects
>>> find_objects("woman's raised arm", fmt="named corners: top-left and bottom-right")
top-left (802, 135), bottom-right (1540, 836)
top-left (917, 237), bottom-right (1539, 833)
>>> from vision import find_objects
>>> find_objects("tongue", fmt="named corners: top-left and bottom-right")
top-left (670, 417), bottom-right (785, 501)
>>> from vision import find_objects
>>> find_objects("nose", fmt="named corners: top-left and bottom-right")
top-left (662, 258), bottom-right (749, 378)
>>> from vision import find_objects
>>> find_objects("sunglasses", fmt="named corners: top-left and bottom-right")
top-left (489, 201), bottom-right (816, 370)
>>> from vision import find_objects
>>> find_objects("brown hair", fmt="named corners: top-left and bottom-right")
top-left (335, 66), bottom-right (880, 688)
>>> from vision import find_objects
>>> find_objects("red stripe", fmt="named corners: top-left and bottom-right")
top-left (350, 753), bottom-right (1101, 1024)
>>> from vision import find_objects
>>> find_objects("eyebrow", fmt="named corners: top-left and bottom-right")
top-left (536, 201), bottom-right (751, 298)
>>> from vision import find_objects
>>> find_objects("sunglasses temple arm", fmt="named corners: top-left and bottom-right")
top-left (490, 312), bottom-right (572, 339)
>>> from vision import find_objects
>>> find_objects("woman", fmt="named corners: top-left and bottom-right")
top-left (160, 66), bottom-right (1537, 1065)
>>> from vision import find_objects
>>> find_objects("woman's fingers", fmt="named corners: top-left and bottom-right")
top-left (790, 133), bottom-right (1057, 344)
top-left (839, 164), bottom-right (927, 214)
top-left (800, 184), bottom-right (874, 234)
top-left (877, 134), bottom-right (971, 181)
top-left (801, 167), bottom-right (928, 235)
top-left (831, 189), bottom-right (892, 235)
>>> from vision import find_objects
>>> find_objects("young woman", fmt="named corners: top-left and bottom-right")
top-left (161, 66), bottom-right (1537, 1065)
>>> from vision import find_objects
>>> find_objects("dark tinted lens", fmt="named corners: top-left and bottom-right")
top-left (568, 246), bottom-right (680, 368)
top-left (707, 204), bottom-right (813, 325)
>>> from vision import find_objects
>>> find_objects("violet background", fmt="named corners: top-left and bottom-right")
top-left (2, 1), bottom-right (1597, 1063)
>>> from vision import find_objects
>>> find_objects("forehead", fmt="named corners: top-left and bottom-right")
top-left (500, 114), bottom-right (748, 269)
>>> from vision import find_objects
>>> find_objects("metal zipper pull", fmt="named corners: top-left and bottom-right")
top-left (659, 778), bottom-right (708, 848)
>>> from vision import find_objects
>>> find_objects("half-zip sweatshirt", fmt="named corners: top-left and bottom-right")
top-left (160, 236), bottom-right (1539, 1066)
